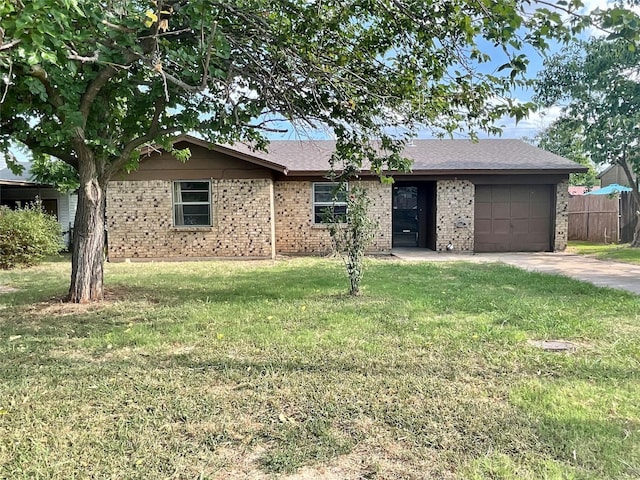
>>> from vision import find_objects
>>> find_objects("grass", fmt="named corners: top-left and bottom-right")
top-left (1, 257), bottom-right (639, 479)
top-left (568, 241), bottom-right (640, 265)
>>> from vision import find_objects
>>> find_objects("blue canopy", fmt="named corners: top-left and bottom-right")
top-left (585, 183), bottom-right (633, 195)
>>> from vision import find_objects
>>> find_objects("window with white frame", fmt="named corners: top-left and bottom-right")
top-left (312, 182), bottom-right (348, 224)
top-left (173, 180), bottom-right (211, 226)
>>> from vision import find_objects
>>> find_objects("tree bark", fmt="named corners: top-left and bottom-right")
top-left (631, 217), bottom-right (640, 248)
top-left (68, 156), bottom-right (107, 303)
top-left (619, 158), bottom-right (640, 247)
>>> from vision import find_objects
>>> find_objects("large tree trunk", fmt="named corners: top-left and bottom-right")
top-left (632, 216), bottom-right (640, 248)
top-left (619, 158), bottom-right (640, 247)
top-left (68, 159), bottom-right (107, 303)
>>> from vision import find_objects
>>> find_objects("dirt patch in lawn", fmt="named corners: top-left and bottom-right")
top-left (23, 286), bottom-right (140, 316)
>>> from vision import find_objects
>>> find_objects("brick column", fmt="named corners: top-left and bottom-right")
top-left (554, 180), bottom-right (569, 251)
top-left (435, 180), bottom-right (475, 252)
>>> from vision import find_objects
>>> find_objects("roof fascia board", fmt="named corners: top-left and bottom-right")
top-left (141, 134), bottom-right (288, 174)
top-left (284, 167), bottom-right (588, 177)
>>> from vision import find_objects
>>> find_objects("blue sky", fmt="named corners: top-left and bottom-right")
top-left (264, 1), bottom-right (615, 142)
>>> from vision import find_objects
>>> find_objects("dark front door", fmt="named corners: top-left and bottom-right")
top-left (393, 186), bottom-right (419, 247)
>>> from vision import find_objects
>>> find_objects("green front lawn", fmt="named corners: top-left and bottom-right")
top-left (1, 258), bottom-right (639, 479)
top-left (568, 241), bottom-right (640, 265)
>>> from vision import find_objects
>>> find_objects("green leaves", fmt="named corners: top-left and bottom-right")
top-left (30, 155), bottom-right (80, 192)
top-left (0, 202), bottom-right (63, 269)
top-left (0, 0), bottom-right (601, 183)
top-left (534, 37), bottom-right (640, 188)
top-left (530, 119), bottom-right (598, 187)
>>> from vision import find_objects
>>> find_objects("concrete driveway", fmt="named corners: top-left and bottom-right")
top-left (391, 249), bottom-right (640, 295)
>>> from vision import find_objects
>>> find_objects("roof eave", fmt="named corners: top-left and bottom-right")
top-left (141, 134), bottom-right (289, 174)
top-left (0, 179), bottom-right (49, 187)
top-left (209, 144), bottom-right (288, 174)
top-left (398, 167), bottom-right (588, 175)
top-left (285, 167), bottom-right (588, 176)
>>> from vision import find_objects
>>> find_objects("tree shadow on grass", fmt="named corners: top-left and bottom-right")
top-left (512, 400), bottom-right (640, 478)
top-left (3, 259), bottom-right (636, 309)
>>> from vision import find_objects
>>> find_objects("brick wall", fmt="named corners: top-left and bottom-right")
top-left (554, 180), bottom-right (569, 251)
top-left (435, 180), bottom-right (475, 252)
top-left (274, 180), bottom-right (392, 254)
top-left (107, 179), bottom-right (274, 259)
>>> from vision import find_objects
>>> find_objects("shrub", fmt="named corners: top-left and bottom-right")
top-left (0, 200), bottom-right (63, 269)
top-left (326, 185), bottom-right (378, 295)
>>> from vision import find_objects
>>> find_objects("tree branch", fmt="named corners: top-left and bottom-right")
top-left (101, 19), bottom-right (135, 33)
top-left (619, 154), bottom-right (639, 193)
top-left (150, 96), bottom-right (166, 132)
top-left (106, 127), bottom-right (181, 178)
top-left (67, 49), bottom-right (100, 63)
top-left (242, 122), bottom-right (288, 133)
top-left (0, 38), bottom-right (20, 51)
top-left (15, 133), bottom-right (78, 169)
top-left (27, 65), bottom-right (66, 117)
top-left (79, 65), bottom-right (118, 124)
top-left (138, 27), bottom-right (193, 40)
top-left (0, 60), bottom-right (11, 104)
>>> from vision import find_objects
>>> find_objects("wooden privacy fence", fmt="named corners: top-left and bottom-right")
top-left (568, 195), bottom-right (619, 243)
top-left (620, 192), bottom-right (639, 243)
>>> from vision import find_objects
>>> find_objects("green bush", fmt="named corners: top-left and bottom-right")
top-left (0, 201), bottom-right (63, 269)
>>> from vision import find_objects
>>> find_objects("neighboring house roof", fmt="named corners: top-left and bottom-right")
top-left (167, 135), bottom-right (586, 176)
top-left (569, 186), bottom-right (600, 196)
top-left (598, 162), bottom-right (636, 180)
top-left (0, 162), bottom-right (47, 186)
top-left (597, 164), bottom-right (616, 179)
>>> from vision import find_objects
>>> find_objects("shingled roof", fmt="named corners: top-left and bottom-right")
top-left (0, 162), bottom-right (47, 186)
top-left (170, 135), bottom-right (586, 175)
top-left (227, 138), bottom-right (585, 175)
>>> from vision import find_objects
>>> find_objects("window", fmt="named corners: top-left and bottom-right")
top-left (313, 182), bottom-right (348, 224)
top-left (173, 180), bottom-right (211, 226)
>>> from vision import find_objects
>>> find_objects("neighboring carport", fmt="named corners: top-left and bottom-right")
top-left (0, 165), bottom-right (78, 247)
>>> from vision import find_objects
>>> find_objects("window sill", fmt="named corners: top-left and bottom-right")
top-left (170, 226), bottom-right (213, 232)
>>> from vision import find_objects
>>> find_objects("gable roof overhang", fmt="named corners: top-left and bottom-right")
top-left (147, 135), bottom-right (587, 177)
top-left (282, 168), bottom-right (584, 177)
top-left (0, 179), bottom-right (47, 187)
top-left (144, 134), bottom-right (289, 174)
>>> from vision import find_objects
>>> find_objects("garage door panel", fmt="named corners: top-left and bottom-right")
top-left (530, 201), bottom-right (551, 217)
top-left (512, 239), bottom-right (549, 251)
top-left (492, 219), bottom-right (510, 234)
top-left (510, 219), bottom-right (530, 234)
top-left (475, 218), bottom-right (492, 234)
top-left (475, 185), bottom-right (552, 253)
top-left (510, 202), bottom-right (530, 218)
top-left (530, 218), bottom-right (551, 233)
top-left (475, 187), bottom-right (492, 203)
top-left (475, 203), bottom-right (492, 220)
top-left (491, 203), bottom-right (509, 218)
top-left (490, 187), bottom-right (511, 202)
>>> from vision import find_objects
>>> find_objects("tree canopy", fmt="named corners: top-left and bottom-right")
top-left (530, 119), bottom-right (598, 188)
top-left (0, 0), bottom-right (601, 301)
top-left (535, 35), bottom-right (640, 244)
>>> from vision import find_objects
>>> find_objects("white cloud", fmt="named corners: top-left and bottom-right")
top-left (580, 0), bottom-right (640, 37)
top-left (494, 106), bottom-right (561, 140)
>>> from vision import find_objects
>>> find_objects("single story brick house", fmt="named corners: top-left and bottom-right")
top-left (106, 135), bottom-right (586, 260)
